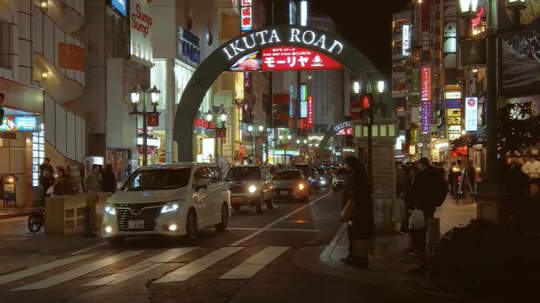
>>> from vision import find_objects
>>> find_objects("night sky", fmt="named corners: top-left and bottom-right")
top-left (311, 0), bottom-right (411, 78)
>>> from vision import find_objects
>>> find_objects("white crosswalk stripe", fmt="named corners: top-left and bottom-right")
top-left (153, 247), bottom-right (244, 283)
top-left (0, 254), bottom-right (96, 286)
top-left (84, 248), bottom-right (195, 286)
top-left (219, 246), bottom-right (289, 280)
top-left (13, 250), bottom-right (144, 291)
top-left (5, 246), bottom-right (291, 291)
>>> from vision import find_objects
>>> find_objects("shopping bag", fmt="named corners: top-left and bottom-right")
top-left (408, 209), bottom-right (426, 230)
top-left (340, 200), bottom-right (354, 222)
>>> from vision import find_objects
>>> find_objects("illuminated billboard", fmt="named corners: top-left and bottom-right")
top-left (229, 46), bottom-right (343, 71)
top-left (0, 116), bottom-right (38, 132)
top-left (421, 67), bottom-right (431, 102)
top-left (465, 97), bottom-right (478, 131)
top-left (299, 84), bottom-right (307, 118)
top-left (402, 24), bottom-right (411, 56)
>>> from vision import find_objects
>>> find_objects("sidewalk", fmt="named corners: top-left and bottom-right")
top-left (292, 199), bottom-right (479, 299)
top-left (0, 207), bottom-right (33, 220)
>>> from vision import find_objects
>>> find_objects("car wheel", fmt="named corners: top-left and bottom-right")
top-left (186, 210), bottom-right (198, 241)
top-left (215, 203), bottom-right (229, 231)
top-left (107, 237), bottom-right (125, 247)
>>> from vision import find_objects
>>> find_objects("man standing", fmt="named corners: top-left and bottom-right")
top-left (84, 165), bottom-right (102, 193)
top-left (39, 158), bottom-right (53, 177)
top-left (408, 157), bottom-right (448, 253)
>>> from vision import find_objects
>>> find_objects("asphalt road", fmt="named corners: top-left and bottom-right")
top-left (0, 190), bottom-right (471, 303)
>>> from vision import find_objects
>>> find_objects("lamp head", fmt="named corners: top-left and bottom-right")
top-left (39, 0), bottom-right (48, 13)
top-left (130, 88), bottom-right (140, 105)
top-left (258, 125), bottom-right (264, 132)
top-left (150, 85), bottom-right (160, 105)
top-left (248, 125), bottom-right (253, 132)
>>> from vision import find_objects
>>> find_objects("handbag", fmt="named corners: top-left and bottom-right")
top-left (340, 200), bottom-right (354, 222)
top-left (408, 209), bottom-right (426, 230)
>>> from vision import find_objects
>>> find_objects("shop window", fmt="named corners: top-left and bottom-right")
top-left (32, 124), bottom-right (45, 187)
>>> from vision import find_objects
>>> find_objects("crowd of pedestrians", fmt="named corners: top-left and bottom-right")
top-left (38, 158), bottom-right (118, 203)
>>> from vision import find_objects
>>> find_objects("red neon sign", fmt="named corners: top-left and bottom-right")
top-left (336, 128), bottom-right (353, 136)
top-left (230, 46), bottom-right (343, 71)
top-left (307, 96), bottom-right (313, 129)
top-left (421, 67), bottom-right (431, 102)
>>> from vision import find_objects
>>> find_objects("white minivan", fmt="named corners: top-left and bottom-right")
top-left (102, 163), bottom-right (231, 246)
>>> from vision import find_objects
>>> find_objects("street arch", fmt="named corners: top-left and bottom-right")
top-left (174, 25), bottom-right (390, 162)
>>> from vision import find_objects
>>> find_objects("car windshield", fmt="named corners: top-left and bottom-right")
top-left (226, 167), bottom-right (261, 181)
top-left (274, 171), bottom-right (303, 180)
top-left (293, 165), bottom-right (310, 177)
top-left (122, 168), bottom-right (192, 191)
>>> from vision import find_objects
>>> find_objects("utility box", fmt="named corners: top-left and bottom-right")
top-left (45, 195), bottom-right (87, 235)
top-left (353, 119), bottom-right (399, 229)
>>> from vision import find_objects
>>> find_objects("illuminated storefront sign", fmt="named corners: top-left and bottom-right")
top-left (222, 28), bottom-right (345, 61)
top-left (241, 0), bottom-right (252, 32)
top-left (465, 97), bottom-right (478, 131)
top-left (130, 0), bottom-right (153, 65)
top-left (333, 121), bottom-right (352, 133)
top-left (420, 101), bottom-right (431, 134)
top-left (0, 116), bottom-right (38, 132)
top-left (445, 91), bottom-right (461, 99)
top-left (421, 67), bottom-right (431, 102)
top-left (230, 46), bottom-right (343, 71)
top-left (336, 128), bottom-right (353, 136)
top-left (177, 27), bottom-right (201, 65)
top-left (110, 0), bottom-right (127, 17)
top-left (402, 24), bottom-right (411, 56)
top-left (300, 84), bottom-right (307, 118)
top-left (307, 95), bottom-right (313, 129)
top-left (446, 99), bottom-right (461, 109)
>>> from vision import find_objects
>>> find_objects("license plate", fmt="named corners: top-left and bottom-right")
top-left (231, 197), bottom-right (244, 203)
top-left (128, 220), bottom-right (145, 229)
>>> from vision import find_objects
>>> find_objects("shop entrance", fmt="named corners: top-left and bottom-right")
top-left (173, 25), bottom-right (390, 162)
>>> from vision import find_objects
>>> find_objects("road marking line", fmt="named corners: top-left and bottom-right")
top-left (84, 248), bottom-right (195, 286)
top-left (13, 250), bottom-right (144, 291)
top-left (219, 246), bottom-right (289, 280)
top-left (153, 247), bottom-right (244, 283)
top-left (227, 228), bottom-right (320, 232)
top-left (69, 243), bottom-right (108, 256)
top-left (320, 222), bottom-right (347, 260)
top-left (0, 254), bottom-right (96, 286)
top-left (229, 192), bottom-right (333, 247)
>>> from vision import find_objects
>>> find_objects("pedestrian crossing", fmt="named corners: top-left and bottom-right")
top-left (0, 246), bottom-right (290, 292)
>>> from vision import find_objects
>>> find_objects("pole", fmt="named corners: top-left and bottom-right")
top-left (485, 0), bottom-right (498, 181)
top-left (142, 96), bottom-right (148, 167)
top-left (367, 107), bottom-right (373, 183)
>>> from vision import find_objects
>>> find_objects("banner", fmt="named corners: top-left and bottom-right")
top-left (465, 97), bottom-right (478, 131)
top-left (499, 0), bottom-right (540, 96)
top-left (58, 43), bottom-right (85, 72)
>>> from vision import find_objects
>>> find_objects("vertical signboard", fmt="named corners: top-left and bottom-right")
top-left (402, 24), bottom-right (411, 57)
top-left (130, 0), bottom-right (153, 65)
top-left (299, 84), bottom-right (307, 118)
top-left (307, 96), bottom-right (313, 129)
top-left (241, 0), bottom-right (252, 32)
top-left (420, 102), bottom-right (431, 134)
top-left (421, 67), bottom-right (431, 102)
top-left (465, 97), bottom-right (478, 131)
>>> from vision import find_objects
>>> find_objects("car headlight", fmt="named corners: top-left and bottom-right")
top-left (161, 203), bottom-right (180, 214)
top-left (248, 185), bottom-right (257, 193)
top-left (298, 183), bottom-right (305, 191)
top-left (104, 205), bottom-right (116, 216)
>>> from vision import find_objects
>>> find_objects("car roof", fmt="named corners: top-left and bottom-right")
top-left (137, 163), bottom-right (215, 171)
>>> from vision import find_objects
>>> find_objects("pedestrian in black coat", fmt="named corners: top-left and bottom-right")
top-left (341, 156), bottom-right (374, 269)
top-left (102, 164), bottom-right (117, 193)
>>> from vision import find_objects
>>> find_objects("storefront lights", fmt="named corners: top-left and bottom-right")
top-left (507, 0), bottom-right (527, 9)
top-left (279, 135), bottom-right (283, 140)
top-left (220, 113), bottom-right (227, 122)
top-left (248, 125), bottom-right (253, 132)
top-left (206, 113), bottom-right (213, 121)
top-left (459, 0), bottom-right (478, 17)
top-left (303, 139), bottom-right (307, 144)
top-left (258, 125), bottom-right (264, 132)
top-left (287, 135), bottom-right (292, 140)
top-left (377, 80), bottom-right (385, 94)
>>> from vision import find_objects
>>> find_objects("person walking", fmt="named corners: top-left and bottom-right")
top-left (102, 164), bottom-right (117, 193)
top-left (84, 165), bottom-right (102, 193)
top-left (408, 157), bottom-right (447, 254)
top-left (341, 156), bottom-right (374, 269)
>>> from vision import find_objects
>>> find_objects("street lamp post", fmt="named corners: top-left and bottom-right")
top-left (130, 85), bottom-right (161, 167)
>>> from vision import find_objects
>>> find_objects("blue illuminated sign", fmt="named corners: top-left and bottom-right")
top-left (110, 0), bottom-right (127, 17)
top-left (0, 116), bottom-right (38, 132)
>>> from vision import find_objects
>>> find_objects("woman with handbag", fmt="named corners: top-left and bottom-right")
top-left (340, 156), bottom-right (375, 269)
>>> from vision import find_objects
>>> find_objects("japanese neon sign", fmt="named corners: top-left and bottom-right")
top-left (300, 84), bottom-right (307, 118)
top-left (307, 95), bottom-right (313, 129)
top-left (420, 101), bottom-right (431, 134)
top-left (229, 46), bottom-right (343, 71)
top-left (421, 67), bottom-right (431, 102)
top-left (241, 1), bottom-right (252, 32)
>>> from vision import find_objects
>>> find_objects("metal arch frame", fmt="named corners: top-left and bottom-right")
top-left (174, 25), bottom-right (390, 162)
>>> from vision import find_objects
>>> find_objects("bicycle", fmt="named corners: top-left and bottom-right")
top-left (28, 207), bottom-right (45, 233)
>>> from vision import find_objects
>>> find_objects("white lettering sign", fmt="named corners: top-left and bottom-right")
top-left (130, 0), bottom-right (153, 65)
top-left (222, 27), bottom-right (344, 61)
top-left (402, 24), bottom-right (410, 57)
top-left (465, 97), bottom-right (478, 131)
top-left (445, 91), bottom-right (462, 99)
